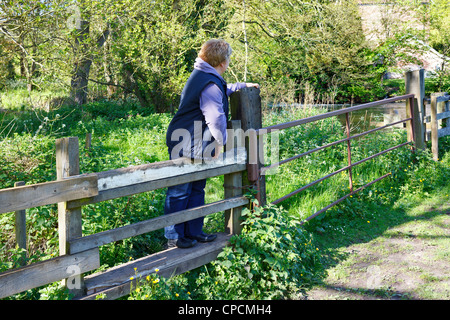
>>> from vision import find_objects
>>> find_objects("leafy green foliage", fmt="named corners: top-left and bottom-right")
top-left (127, 196), bottom-right (324, 301)
top-left (194, 198), bottom-right (324, 300)
top-left (3, 0), bottom-right (439, 111)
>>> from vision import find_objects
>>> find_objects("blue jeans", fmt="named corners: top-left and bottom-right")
top-left (164, 179), bottom-right (207, 239)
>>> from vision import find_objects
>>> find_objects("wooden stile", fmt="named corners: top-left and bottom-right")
top-left (0, 89), bottom-right (256, 300)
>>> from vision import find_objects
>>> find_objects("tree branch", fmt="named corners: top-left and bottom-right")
top-left (88, 77), bottom-right (132, 93)
top-left (237, 20), bottom-right (278, 39)
top-left (0, 26), bottom-right (45, 70)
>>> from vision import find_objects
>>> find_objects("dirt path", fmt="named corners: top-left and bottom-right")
top-left (304, 198), bottom-right (450, 300)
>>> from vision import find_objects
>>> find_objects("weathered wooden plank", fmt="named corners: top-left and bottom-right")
top-left (436, 95), bottom-right (450, 103)
top-left (80, 233), bottom-right (231, 300)
top-left (95, 148), bottom-right (246, 192)
top-left (67, 152), bottom-right (246, 209)
top-left (69, 196), bottom-right (248, 254)
top-left (438, 126), bottom-right (450, 138)
top-left (0, 175), bottom-right (98, 214)
top-left (0, 248), bottom-right (100, 299)
top-left (437, 110), bottom-right (450, 121)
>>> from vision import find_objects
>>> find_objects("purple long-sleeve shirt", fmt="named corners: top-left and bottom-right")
top-left (194, 57), bottom-right (246, 146)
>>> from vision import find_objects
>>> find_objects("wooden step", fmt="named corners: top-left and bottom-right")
top-left (79, 232), bottom-right (231, 300)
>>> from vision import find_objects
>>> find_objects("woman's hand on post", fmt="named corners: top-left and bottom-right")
top-left (246, 83), bottom-right (260, 89)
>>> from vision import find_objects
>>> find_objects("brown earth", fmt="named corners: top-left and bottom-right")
top-left (304, 201), bottom-right (450, 300)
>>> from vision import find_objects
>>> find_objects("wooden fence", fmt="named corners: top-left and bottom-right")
top-left (405, 69), bottom-right (450, 160)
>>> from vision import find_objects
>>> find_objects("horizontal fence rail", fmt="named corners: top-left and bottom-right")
top-left (256, 94), bottom-right (417, 223)
top-left (0, 248), bottom-right (100, 299)
top-left (257, 94), bottom-right (415, 135)
top-left (0, 175), bottom-right (98, 215)
top-left (67, 147), bottom-right (246, 208)
top-left (69, 196), bottom-right (249, 254)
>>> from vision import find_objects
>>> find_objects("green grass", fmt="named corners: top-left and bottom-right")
top-left (0, 79), bottom-right (68, 112)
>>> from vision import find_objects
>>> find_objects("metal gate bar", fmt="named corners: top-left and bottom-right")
top-left (271, 141), bottom-right (411, 205)
top-left (260, 118), bottom-right (411, 174)
top-left (256, 94), bottom-right (417, 222)
top-left (299, 172), bottom-right (392, 225)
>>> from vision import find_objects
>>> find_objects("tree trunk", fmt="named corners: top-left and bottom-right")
top-left (123, 65), bottom-right (151, 110)
top-left (103, 35), bottom-right (116, 98)
top-left (71, 20), bottom-right (91, 106)
top-left (70, 21), bottom-right (110, 106)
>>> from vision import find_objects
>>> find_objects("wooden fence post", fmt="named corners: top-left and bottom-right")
top-left (85, 132), bottom-right (92, 149)
top-left (406, 96), bottom-right (423, 152)
top-left (405, 69), bottom-right (426, 150)
top-left (430, 92), bottom-right (449, 161)
top-left (14, 181), bottom-right (27, 265)
top-left (230, 87), bottom-right (266, 206)
top-left (224, 120), bottom-right (244, 235)
top-left (430, 94), bottom-right (439, 161)
top-left (55, 136), bottom-right (85, 296)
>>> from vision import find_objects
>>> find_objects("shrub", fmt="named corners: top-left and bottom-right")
top-left (193, 197), bottom-right (324, 300)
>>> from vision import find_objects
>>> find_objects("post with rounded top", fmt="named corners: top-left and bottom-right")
top-left (405, 69), bottom-right (425, 150)
top-left (55, 136), bottom-right (85, 297)
top-left (230, 87), bottom-right (266, 207)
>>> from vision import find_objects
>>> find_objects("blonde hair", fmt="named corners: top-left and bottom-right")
top-left (198, 39), bottom-right (232, 67)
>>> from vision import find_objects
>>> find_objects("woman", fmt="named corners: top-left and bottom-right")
top-left (164, 39), bottom-right (259, 249)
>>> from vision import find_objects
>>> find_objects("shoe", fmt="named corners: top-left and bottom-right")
top-left (167, 239), bottom-right (177, 249)
top-left (186, 233), bottom-right (217, 243)
top-left (176, 237), bottom-right (197, 249)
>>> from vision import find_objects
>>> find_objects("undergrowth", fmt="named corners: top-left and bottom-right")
top-left (128, 195), bottom-right (324, 300)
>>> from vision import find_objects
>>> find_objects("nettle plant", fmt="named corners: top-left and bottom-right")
top-left (195, 194), bottom-right (324, 300)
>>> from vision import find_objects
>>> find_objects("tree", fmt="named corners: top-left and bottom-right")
top-left (67, 1), bottom-right (110, 106)
top-left (223, 0), bottom-right (372, 103)
top-left (93, 0), bottom-right (229, 112)
top-left (0, 0), bottom-right (52, 92)
top-left (427, 0), bottom-right (450, 90)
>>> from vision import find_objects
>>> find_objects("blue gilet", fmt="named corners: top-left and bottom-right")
top-left (166, 69), bottom-right (229, 158)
